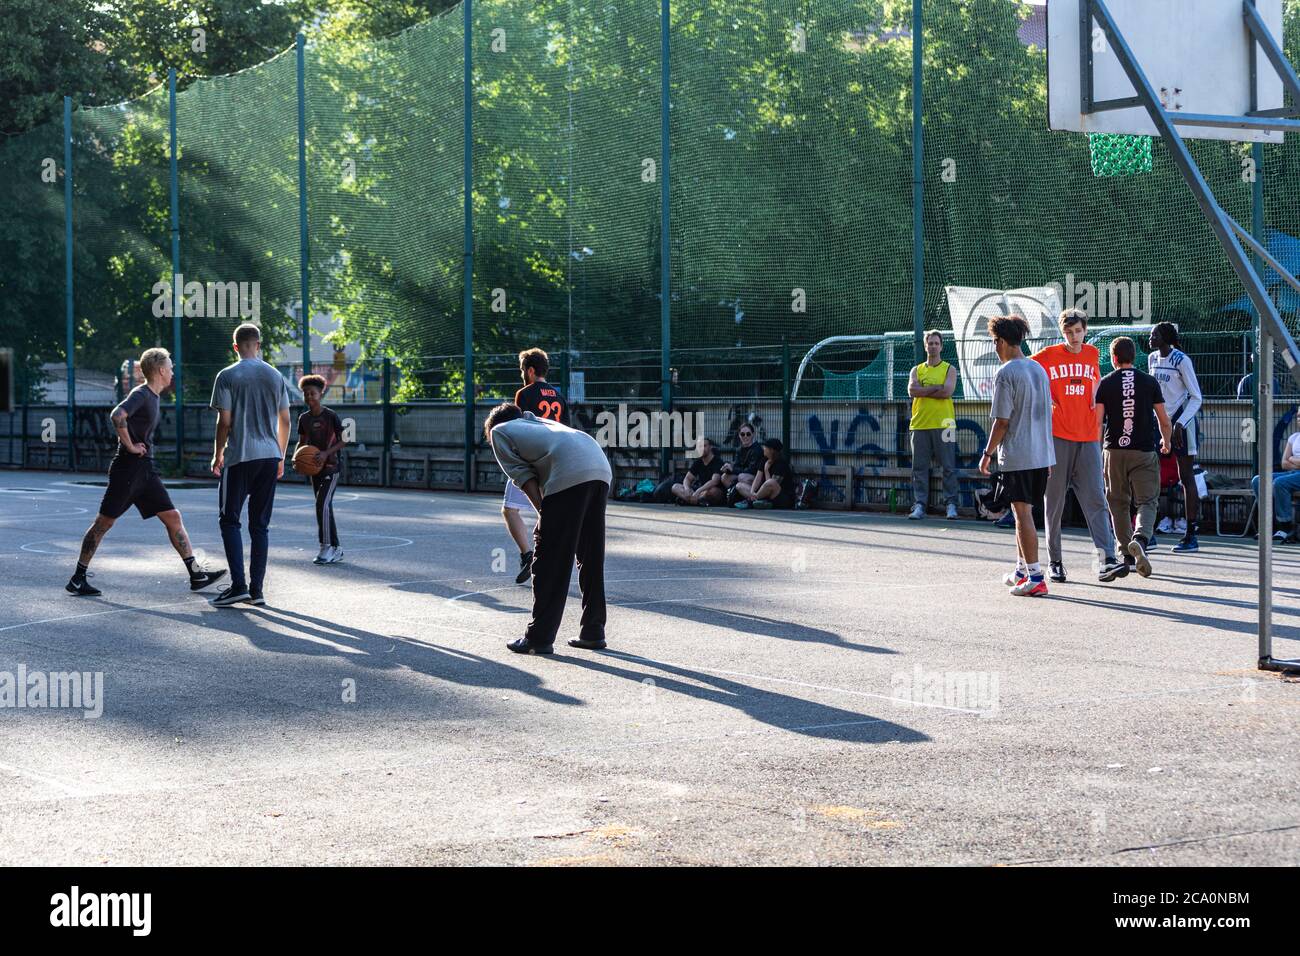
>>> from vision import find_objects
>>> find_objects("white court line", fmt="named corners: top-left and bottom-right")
top-left (0, 507), bottom-right (89, 525)
top-left (605, 650), bottom-right (983, 714)
top-left (0, 759), bottom-right (95, 798)
top-left (0, 599), bottom-right (199, 634)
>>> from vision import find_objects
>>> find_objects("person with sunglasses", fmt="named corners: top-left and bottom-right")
top-left (722, 422), bottom-right (766, 506)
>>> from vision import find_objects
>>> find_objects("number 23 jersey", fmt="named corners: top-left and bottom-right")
top-left (515, 381), bottom-right (570, 426)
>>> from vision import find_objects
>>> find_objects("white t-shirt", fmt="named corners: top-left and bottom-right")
top-left (1148, 348), bottom-right (1202, 427)
top-left (1285, 433), bottom-right (1300, 464)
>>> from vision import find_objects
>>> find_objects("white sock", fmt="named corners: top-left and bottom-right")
top-left (1027, 562), bottom-right (1042, 579)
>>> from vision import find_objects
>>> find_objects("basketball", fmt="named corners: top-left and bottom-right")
top-left (292, 444), bottom-right (323, 477)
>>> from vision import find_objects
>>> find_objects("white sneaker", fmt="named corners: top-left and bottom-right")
top-left (326, 546), bottom-right (344, 564)
top-left (313, 546), bottom-right (330, 564)
top-left (908, 503), bottom-right (925, 520)
top-left (1156, 517), bottom-right (1174, 534)
top-left (946, 502), bottom-right (959, 520)
top-left (1174, 518), bottom-right (1188, 534)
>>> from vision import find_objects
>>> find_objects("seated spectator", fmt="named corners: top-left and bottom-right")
top-left (721, 422), bottom-right (765, 506)
top-left (672, 437), bottom-right (724, 505)
top-left (1252, 428), bottom-right (1300, 542)
top-left (735, 438), bottom-right (798, 510)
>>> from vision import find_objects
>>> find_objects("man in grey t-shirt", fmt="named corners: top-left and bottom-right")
top-left (486, 405), bottom-right (612, 655)
top-left (979, 315), bottom-right (1056, 596)
top-left (209, 322), bottom-right (291, 607)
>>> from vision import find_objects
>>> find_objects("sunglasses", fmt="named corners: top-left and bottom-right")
top-left (739, 431), bottom-right (753, 437)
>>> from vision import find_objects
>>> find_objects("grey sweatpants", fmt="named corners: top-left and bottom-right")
top-left (910, 427), bottom-right (959, 507)
top-left (1045, 436), bottom-right (1115, 563)
top-left (1104, 448), bottom-right (1160, 551)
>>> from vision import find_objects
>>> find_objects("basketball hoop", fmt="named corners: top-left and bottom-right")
top-left (1088, 133), bottom-right (1152, 177)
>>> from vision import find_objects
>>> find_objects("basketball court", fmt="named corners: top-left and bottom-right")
top-left (1, 472), bottom-right (1297, 865)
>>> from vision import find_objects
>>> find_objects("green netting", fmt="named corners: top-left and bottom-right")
top-left (3, 0), bottom-right (1300, 406)
top-left (308, 12), bottom-right (464, 398)
top-left (0, 116), bottom-right (65, 399)
top-left (73, 88), bottom-right (172, 402)
top-left (671, 1), bottom-right (909, 351)
top-left (1088, 133), bottom-right (1153, 177)
top-left (178, 52), bottom-right (300, 395)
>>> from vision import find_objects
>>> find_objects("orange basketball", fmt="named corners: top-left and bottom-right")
top-left (292, 444), bottom-right (323, 477)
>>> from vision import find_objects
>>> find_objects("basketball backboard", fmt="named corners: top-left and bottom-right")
top-left (1048, 0), bottom-right (1286, 143)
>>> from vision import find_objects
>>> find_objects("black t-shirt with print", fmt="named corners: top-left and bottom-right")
top-left (514, 381), bottom-right (570, 426)
top-left (298, 407), bottom-right (345, 473)
top-left (1096, 367), bottom-right (1165, 452)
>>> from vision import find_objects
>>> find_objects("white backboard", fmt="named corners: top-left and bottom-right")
top-left (1048, 0), bottom-right (1285, 143)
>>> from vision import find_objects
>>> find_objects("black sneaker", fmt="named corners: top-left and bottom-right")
top-left (515, 550), bottom-right (534, 585)
top-left (65, 573), bottom-right (101, 597)
top-left (248, 589), bottom-right (266, 606)
top-left (506, 637), bottom-right (553, 655)
top-left (211, 585), bottom-right (251, 607)
top-left (189, 567), bottom-right (227, 591)
top-left (1098, 557), bottom-right (1128, 581)
top-left (568, 632), bottom-right (607, 650)
top-left (1049, 562), bottom-right (1066, 583)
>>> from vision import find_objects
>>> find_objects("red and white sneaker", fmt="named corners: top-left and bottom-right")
top-left (1002, 569), bottom-right (1027, 587)
top-left (1009, 576), bottom-right (1048, 597)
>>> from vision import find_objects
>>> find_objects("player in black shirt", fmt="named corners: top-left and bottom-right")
top-left (736, 438), bottom-right (798, 509)
top-left (671, 437), bottom-right (725, 504)
top-left (1095, 337), bottom-right (1173, 577)
top-left (295, 375), bottom-right (347, 564)
top-left (504, 348), bottom-right (571, 582)
top-left (66, 348), bottom-right (225, 596)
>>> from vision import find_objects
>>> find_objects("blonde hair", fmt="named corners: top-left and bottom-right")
top-left (139, 347), bottom-right (171, 380)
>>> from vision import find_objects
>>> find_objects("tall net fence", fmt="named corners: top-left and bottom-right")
top-left (2, 0), bottom-right (1300, 479)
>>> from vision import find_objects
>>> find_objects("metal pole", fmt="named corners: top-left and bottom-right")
top-left (463, 0), bottom-right (475, 493)
top-left (782, 337), bottom-right (791, 448)
top-left (382, 357), bottom-right (393, 488)
top-left (1260, 319), bottom-right (1273, 666)
top-left (660, 0), bottom-right (672, 478)
top-left (297, 34), bottom-right (310, 378)
top-left (169, 69), bottom-right (183, 473)
top-left (1253, 134), bottom-right (1273, 666)
top-left (911, 0), bottom-right (924, 364)
top-left (63, 96), bottom-right (76, 471)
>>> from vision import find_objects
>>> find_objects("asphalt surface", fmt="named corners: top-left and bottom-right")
top-left (0, 470), bottom-right (1297, 866)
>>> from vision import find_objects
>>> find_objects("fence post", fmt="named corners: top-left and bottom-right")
top-left (782, 338), bottom-right (791, 448)
top-left (659, 0), bottom-right (672, 479)
top-left (462, 0), bottom-right (475, 493)
top-left (382, 357), bottom-right (393, 488)
top-left (169, 68), bottom-right (184, 474)
top-left (911, 0), bottom-right (925, 365)
top-left (297, 34), bottom-right (311, 381)
top-left (1251, 141), bottom-right (1264, 478)
top-left (63, 96), bottom-right (76, 472)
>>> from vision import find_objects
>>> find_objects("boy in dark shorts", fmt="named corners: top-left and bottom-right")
top-left (294, 374), bottom-right (346, 564)
top-left (505, 348), bottom-right (571, 583)
top-left (979, 316), bottom-right (1056, 596)
top-left (736, 438), bottom-right (798, 509)
top-left (66, 348), bottom-right (226, 596)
